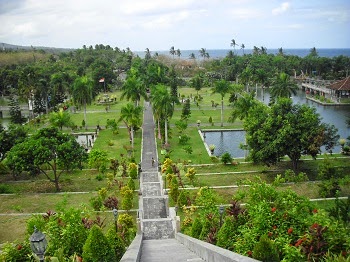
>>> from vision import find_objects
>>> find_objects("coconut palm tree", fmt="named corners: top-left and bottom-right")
top-left (120, 74), bottom-right (147, 106)
top-left (230, 39), bottom-right (237, 54)
top-left (241, 44), bottom-right (245, 55)
top-left (229, 92), bottom-right (258, 122)
top-left (169, 46), bottom-right (175, 59)
top-left (270, 72), bottom-right (298, 102)
top-left (150, 84), bottom-right (174, 145)
top-left (199, 48), bottom-right (206, 59)
top-left (176, 49), bottom-right (181, 58)
top-left (145, 48), bottom-right (151, 60)
top-left (72, 75), bottom-right (93, 129)
top-left (211, 79), bottom-right (233, 127)
top-left (189, 53), bottom-right (196, 59)
top-left (118, 103), bottom-right (142, 148)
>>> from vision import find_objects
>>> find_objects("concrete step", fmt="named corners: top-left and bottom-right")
top-left (142, 218), bottom-right (175, 240)
top-left (142, 182), bottom-right (162, 197)
top-left (141, 172), bottom-right (160, 183)
top-left (140, 239), bottom-right (204, 262)
top-left (142, 196), bottom-right (168, 219)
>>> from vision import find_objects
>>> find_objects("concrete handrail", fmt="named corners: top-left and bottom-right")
top-left (176, 232), bottom-right (260, 262)
top-left (120, 233), bottom-right (143, 262)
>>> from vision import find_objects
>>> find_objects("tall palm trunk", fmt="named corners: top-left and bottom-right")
top-left (221, 97), bottom-right (224, 127)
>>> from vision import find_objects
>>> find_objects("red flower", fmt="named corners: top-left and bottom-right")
top-left (295, 239), bottom-right (303, 247)
top-left (247, 251), bottom-right (253, 257)
top-left (312, 209), bottom-right (318, 214)
top-left (271, 207), bottom-right (277, 212)
top-left (287, 228), bottom-right (293, 234)
top-left (273, 225), bottom-right (277, 230)
top-left (16, 244), bottom-right (22, 250)
top-left (268, 232), bottom-right (273, 237)
top-left (311, 223), bottom-right (319, 229)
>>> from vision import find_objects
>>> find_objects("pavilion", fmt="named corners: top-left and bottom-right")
top-left (327, 76), bottom-right (350, 100)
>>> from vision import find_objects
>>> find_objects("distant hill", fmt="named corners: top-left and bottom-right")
top-left (1, 42), bottom-right (75, 54)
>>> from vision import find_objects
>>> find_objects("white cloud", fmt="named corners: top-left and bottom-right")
top-left (272, 2), bottom-right (291, 15)
top-left (228, 8), bottom-right (262, 19)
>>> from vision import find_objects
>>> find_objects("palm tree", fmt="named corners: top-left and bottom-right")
top-left (241, 44), bottom-right (245, 55)
top-left (189, 53), bottom-right (196, 59)
top-left (169, 46), bottom-right (175, 59)
top-left (199, 48), bottom-right (206, 59)
top-left (176, 49), bottom-right (181, 58)
top-left (145, 48), bottom-right (151, 60)
top-left (72, 75), bottom-right (93, 129)
top-left (229, 92), bottom-right (258, 122)
top-left (211, 79), bottom-right (233, 127)
top-left (150, 84), bottom-right (174, 145)
top-left (230, 39), bottom-right (237, 54)
top-left (270, 72), bottom-right (298, 102)
top-left (49, 108), bottom-right (73, 130)
top-left (118, 103), bottom-right (142, 148)
top-left (278, 47), bottom-right (284, 56)
top-left (190, 74), bottom-right (204, 95)
top-left (120, 74), bottom-right (147, 106)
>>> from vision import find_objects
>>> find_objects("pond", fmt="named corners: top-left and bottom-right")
top-left (203, 88), bottom-right (350, 158)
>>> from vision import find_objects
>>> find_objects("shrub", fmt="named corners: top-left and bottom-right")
top-left (178, 190), bottom-right (191, 207)
top-left (106, 227), bottom-right (126, 261)
top-left (120, 186), bottom-right (133, 211)
top-left (191, 217), bottom-right (203, 239)
top-left (127, 177), bottom-right (136, 190)
top-left (103, 196), bottom-right (119, 209)
top-left (0, 241), bottom-right (33, 262)
top-left (0, 184), bottom-right (15, 193)
top-left (221, 152), bottom-right (232, 164)
top-left (178, 134), bottom-right (190, 145)
top-left (82, 225), bottom-right (116, 262)
top-left (90, 196), bottom-right (103, 211)
top-left (252, 235), bottom-right (280, 262)
top-left (128, 162), bottom-right (138, 179)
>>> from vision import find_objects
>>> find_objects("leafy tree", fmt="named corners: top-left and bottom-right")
top-left (72, 75), bottom-right (93, 130)
top-left (6, 127), bottom-right (87, 191)
top-left (190, 74), bottom-right (204, 95)
top-left (82, 225), bottom-right (116, 262)
top-left (120, 185), bottom-right (133, 211)
top-left (49, 108), bottom-right (74, 130)
top-left (0, 124), bottom-right (27, 162)
top-left (181, 99), bottom-right (191, 121)
top-left (8, 92), bottom-right (26, 124)
top-left (244, 98), bottom-right (338, 171)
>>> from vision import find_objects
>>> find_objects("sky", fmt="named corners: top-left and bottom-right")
top-left (0, 0), bottom-right (349, 51)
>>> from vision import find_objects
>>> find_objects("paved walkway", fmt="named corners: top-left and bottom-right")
top-left (139, 101), bottom-right (203, 261)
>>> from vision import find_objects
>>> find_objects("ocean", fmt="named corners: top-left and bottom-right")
top-left (135, 48), bottom-right (350, 59)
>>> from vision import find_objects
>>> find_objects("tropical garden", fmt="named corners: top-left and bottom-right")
top-left (0, 43), bottom-right (349, 261)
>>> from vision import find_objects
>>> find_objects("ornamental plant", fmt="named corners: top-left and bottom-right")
top-left (82, 225), bottom-right (116, 262)
top-left (128, 162), bottom-right (138, 179)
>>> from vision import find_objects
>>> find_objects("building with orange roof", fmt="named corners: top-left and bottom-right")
top-left (327, 76), bottom-right (350, 99)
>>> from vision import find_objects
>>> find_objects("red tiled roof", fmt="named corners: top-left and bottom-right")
top-left (328, 76), bottom-right (350, 91)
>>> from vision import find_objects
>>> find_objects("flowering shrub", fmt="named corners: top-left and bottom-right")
top-left (128, 162), bottom-right (138, 179)
top-left (189, 180), bottom-right (350, 260)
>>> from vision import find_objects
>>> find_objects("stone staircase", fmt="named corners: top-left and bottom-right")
top-left (139, 102), bottom-right (175, 240)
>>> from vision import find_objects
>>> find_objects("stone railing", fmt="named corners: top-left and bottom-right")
top-left (120, 233), bottom-right (143, 262)
top-left (175, 232), bottom-right (260, 262)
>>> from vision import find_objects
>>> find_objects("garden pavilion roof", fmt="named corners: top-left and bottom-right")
top-left (327, 76), bottom-right (350, 91)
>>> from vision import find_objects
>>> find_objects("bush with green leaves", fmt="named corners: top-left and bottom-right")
top-left (178, 134), bottom-right (190, 145)
top-left (188, 181), bottom-right (350, 260)
top-left (120, 185), bottom-right (133, 211)
top-left (127, 177), bottom-right (136, 190)
top-left (0, 241), bottom-right (33, 262)
top-left (106, 227), bottom-right (126, 261)
top-left (88, 149), bottom-right (109, 172)
top-left (220, 152), bottom-right (232, 164)
top-left (252, 235), bottom-right (280, 261)
top-left (191, 217), bottom-right (203, 239)
top-left (128, 162), bottom-right (138, 179)
top-left (82, 225), bottom-right (116, 262)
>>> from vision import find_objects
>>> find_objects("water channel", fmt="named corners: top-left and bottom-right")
top-left (203, 88), bottom-right (350, 158)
